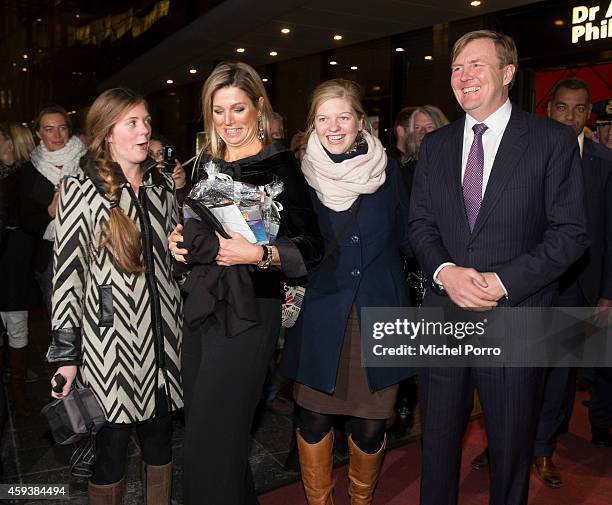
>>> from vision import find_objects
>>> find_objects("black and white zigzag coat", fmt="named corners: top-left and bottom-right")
top-left (47, 156), bottom-right (183, 424)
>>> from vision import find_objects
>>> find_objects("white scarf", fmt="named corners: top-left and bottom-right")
top-left (30, 136), bottom-right (87, 241)
top-left (301, 130), bottom-right (387, 211)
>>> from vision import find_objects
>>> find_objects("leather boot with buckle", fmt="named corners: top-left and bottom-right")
top-left (347, 434), bottom-right (386, 505)
top-left (142, 461), bottom-right (172, 505)
top-left (297, 429), bottom-right (335, 505)
top-left (533, 456), bottom-right (563, 488)
top-left (88, 479), bottom-right (125, 505)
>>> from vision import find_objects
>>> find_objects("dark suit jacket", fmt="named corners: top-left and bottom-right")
top-left (560, 138), bottom-right (612, 304)
top-left (408, 105), bottom-right (589, 307)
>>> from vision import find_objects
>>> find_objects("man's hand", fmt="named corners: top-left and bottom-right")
top-left (437, 265), bottom-right (498, 310)
top-left (479, 272), bottom-right (507, 301)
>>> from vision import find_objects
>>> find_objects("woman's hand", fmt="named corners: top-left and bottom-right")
top-left (215, 229), bottom-right (264, 267)
top-left (168, 223), bottom-right (189, 263)
top-left (50, 365), bottom-right (77, 399)
top-left (172, 161), bottom-right (187, 189)
top-left (48, 191), bottom-right (60, 218)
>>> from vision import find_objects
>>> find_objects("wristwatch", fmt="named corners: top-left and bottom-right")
top-left (256, 245), bottom-right (273, 269)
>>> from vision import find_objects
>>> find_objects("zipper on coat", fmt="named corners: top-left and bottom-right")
top-left (127, 185), bottom-right (172, 412)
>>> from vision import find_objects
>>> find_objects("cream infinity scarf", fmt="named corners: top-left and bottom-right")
top-left (30, 136), bottom-right (87, 241)
top-left (301, 130), bottom-right (387, 211)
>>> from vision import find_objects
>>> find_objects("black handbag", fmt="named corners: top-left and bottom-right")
top-left (40, 386), bottom-right (106, 446)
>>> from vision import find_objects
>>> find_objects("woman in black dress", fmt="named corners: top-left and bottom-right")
top-left (169, 62), bottom-right (323, 505)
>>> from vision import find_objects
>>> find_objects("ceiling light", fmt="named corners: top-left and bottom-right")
top-left (329, 61), bottom-right (338, 65)
top-left (12, 62), bottom-right (16, 67)
top-left (21, 122), bottom-right (27, 127)
top-left (281, 28), bottom-right (290, 34)
top-left (350, 66), bottom-right (358, 70)
top-left (36, 18), bottom-right (42, 22)
top-left (236, 47), bottom-right (245, 53)
top-left (75, 14), bottom-right (80, 18)
top-left (21, 67), bottom-right (27, 72)
top-left (269, 51), bottom-right (278, 56)
top-left (554, 19), bottom-right (564, 26)
top-left (166, 79), bottom-right (174, 84)
top-left (373, 85), bottom-right (381, 91)
top-left (395, 47), bottom-right (405, 52)
top-left (333, 34), bottom-right (342, 41)
top-left (470, 0), bottom-right (482, 6)
top-left (189, 69), bottom-right (197, 74)
top-left (23, 54), bottom-right (28, 59)
top-left (424, 55), bottom-right (433, 60)
top-left (262, 78), bottom-right (269, 82)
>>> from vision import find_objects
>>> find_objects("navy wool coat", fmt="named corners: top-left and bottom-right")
top-left (281, 159), bottom-right (416, 393)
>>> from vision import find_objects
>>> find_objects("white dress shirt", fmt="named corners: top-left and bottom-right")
top-left (434, 99), bottom-right (513, 296)
top-left (578, 131), bottom-right (584, 158)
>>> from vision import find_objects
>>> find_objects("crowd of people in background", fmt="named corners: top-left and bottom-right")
top-left (0, 27), bottom-right (610, 505)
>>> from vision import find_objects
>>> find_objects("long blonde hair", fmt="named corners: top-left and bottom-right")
top-left (86, 88), bottom-right (146, 275)
top-left (201, 61), bottom-right (273, 159)
top-left (0, 123), bottom-right (35, 166)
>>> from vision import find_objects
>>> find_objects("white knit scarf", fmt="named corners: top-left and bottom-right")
top-left (300, 130), bottom-right (387, 211)
top-left (30, 136), bottom-right (87, 241)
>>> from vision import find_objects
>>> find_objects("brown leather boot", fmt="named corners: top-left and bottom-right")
top-left (142, 461), bottom-right (172, 505)
top-left (8, 346), bottom-right (32, 417)
top-left (88, 479), bottom-right (125, 505)
top-left (296, 429), bottom-right (335, 505)
top-left (347, 434), bottom-right (386, 505)
top-left (533, 456), bottom-right (563, 488)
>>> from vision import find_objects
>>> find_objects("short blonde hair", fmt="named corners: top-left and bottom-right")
top-left (306, 79), bottom-right (366, 134)
top-left (451, 30), bottom-right (518, 86)
top-left (201, 61), bottom-right (273, 159)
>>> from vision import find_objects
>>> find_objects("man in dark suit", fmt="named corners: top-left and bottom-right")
top-left (408, 30), bottom-right (589, 505)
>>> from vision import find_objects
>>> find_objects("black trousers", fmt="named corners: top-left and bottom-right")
top-left (182, 298), bottom-right (280, 505)
top-left (590, 366), bottom-right (612, 429)
top-left (91, 413), bottom-right (172, 485)
top-left (419, 367), bottom-right (545, 505)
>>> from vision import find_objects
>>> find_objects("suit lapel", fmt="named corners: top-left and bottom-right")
top-left (442, 117), bottom-right (471, 233)
top-left (471, 106), bottom-right (528, 238)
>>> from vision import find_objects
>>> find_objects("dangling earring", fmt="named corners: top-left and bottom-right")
top-left (257, 114), bottom-right (265, 142)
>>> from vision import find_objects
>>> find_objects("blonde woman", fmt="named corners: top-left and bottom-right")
top-left (168, 61), bottom-right (322, 505)
top-left (280, 79), bottom-right (415, 505)
top-left (0, 123), bottom-right (37, 417)
top-left (47, 88), bottom-right (183, 505)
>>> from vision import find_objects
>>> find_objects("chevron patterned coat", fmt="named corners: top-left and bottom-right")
top-left (47, 156), bottom-right (183, 424)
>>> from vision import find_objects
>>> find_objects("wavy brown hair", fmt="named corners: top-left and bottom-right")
top-left (86, 88), bottom-right (147, 274)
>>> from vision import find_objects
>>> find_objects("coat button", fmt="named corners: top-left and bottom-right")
top-left (351, 235), bottom-right (360, 244)
top-left (351, 268), bottom-right (361, 277)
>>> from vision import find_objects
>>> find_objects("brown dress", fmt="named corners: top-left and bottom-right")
top-left (294, 306), bottom-right (398, 419)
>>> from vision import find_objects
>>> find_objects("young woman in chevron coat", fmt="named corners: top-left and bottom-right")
top-left (47, 88), bottom-right (182, 505)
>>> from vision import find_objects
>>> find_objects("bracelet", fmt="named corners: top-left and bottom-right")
top-left (256, 245), bottom-right (273, 270)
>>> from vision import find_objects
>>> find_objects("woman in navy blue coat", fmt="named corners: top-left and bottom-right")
top-left (280, 79), bottom-right (415, 505)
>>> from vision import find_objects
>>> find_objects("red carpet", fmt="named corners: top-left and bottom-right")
top-left (259, 392), bottom-right (612, 504)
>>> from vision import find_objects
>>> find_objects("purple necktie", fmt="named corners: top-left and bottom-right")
top-left (463, 123), bottom-right (488, 231)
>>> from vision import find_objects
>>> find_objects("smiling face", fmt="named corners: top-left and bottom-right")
top-left (212, 86), bottom-right (262, 155)
top-left (314, 97), bottom-right (363, 155)
top-left (413, 112), bottom-right (435, 151)
top-left (106, 102), bottom-right (151, 170)
top-left (548, 87), bottom-right (591, 137)
top-left (38, 113), bottom-right (70, 151)
top-left (451, 38), bottom-right (515, 122)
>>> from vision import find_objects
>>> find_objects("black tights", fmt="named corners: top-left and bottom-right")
top-left (299, 408), bottom-right (386, 454)
top-left (91, 414), bottom-right (172, 485)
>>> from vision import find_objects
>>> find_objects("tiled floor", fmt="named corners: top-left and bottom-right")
top-left (0, 310), bottom-right (421, 504)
